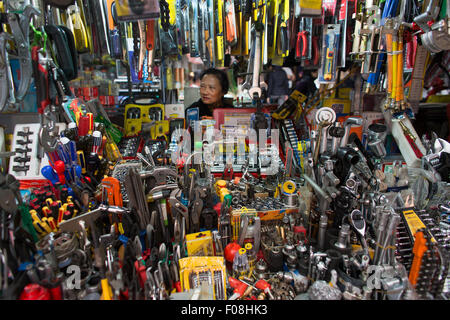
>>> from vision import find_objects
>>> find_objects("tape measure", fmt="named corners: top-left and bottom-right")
top-left (282, 180), bottom-right (297, 194)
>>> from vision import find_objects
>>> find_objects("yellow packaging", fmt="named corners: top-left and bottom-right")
top-left (401, 209), bottom-right (436, 243)
top-left (179, 256), bottom-right (227, 300)
top-left (231, 208), bottom-right (257, 242)
top-left (186, 231), bottom-right (214, 256)
top-left (124, 103), bottom-right (165, 136)
top-left (299, 0), bottom-right (322, 15)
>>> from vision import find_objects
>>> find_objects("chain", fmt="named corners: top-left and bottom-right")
top-left (159, 0), bottom-right (170, 32)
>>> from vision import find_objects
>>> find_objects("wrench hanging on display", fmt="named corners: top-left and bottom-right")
top-left (6, 5), bottom-right (40, 111)
top-left (0, 33), bottom-right (14, 113)
top-left (248, 20), bottom-right (263, 99)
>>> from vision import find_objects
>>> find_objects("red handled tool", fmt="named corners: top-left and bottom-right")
top-left (296, 31), bottom-right (308, 61)
top-left (228, 277), bottom-right (248, 300)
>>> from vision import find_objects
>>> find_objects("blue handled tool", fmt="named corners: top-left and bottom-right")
top-left (41, 165), bottom-right (60, 185)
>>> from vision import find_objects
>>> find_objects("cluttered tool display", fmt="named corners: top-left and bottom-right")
top-left (0, 0), bottom-right (449, 301)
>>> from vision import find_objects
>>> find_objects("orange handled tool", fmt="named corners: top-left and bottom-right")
top-left (101, 176), bottom-right (123, 207)
top-left (409, 231), bottom-right (428, 286)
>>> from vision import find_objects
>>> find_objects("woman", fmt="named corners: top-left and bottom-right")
top-left (185, 68), bottom-right (233, 120)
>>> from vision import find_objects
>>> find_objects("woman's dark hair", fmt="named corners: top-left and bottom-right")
top-left (200, 68), bottom-right (229, 94)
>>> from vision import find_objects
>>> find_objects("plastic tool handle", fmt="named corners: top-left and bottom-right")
top-left (300, 31), bottom-right (308, 57)
top-left (54, 160), bottom-right (66, 185)
top-left (41, 165), bottom-right (60, 185)
top-left (296, 32), bottom-right (302, 59)
top-left (31, 46), bottom-right (50, 114)
top-left (312, 35), bottom-right (319, 66)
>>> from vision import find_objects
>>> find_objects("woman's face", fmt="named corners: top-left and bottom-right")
top-left (200, 74), bottom-right (223, 105)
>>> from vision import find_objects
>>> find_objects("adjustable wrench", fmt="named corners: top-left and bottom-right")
top-left (248, 21), bottom-right (264, 99)
top-left (38, 105), bottom-right (60, 166)
top-left (7, 5), bottom-right (41, 110)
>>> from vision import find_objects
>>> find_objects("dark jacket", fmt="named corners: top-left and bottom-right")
top-left (185, 98), bottom-right (234, 119)
top-left (295, 73), bottom-right (317, 97)
top-left (267, 66), bottom-right (289, 97)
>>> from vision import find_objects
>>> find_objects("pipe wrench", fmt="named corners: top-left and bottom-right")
top-left (7, 5), bottom-right (40, 111)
